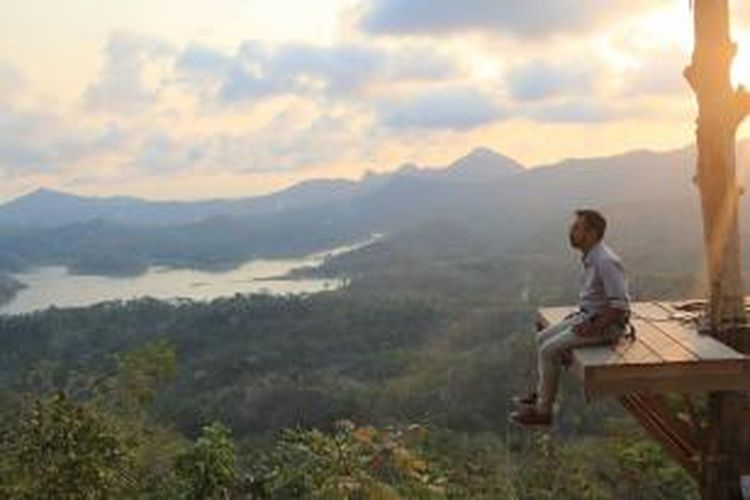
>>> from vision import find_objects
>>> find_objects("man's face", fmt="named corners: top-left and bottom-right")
top-left (568, 216), bottom-right (592, 250)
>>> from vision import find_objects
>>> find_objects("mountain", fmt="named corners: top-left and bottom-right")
top-left (0, 147), bottom-right (524, 228)
top-left (236, 178), bottom-right (360, 214)
top-left (0, 188), bottom-right (237, 227)
top-left (438, 147), bottom-right (525, 182)
top-left (2, 140), bottom-right (749, 282)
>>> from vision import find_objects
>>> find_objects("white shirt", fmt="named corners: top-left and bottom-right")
top-left (578, 241), bottom-right (630, 317)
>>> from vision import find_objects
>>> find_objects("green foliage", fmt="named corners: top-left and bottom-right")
top-left (504, 434), bottom-right (612, 500)
top-left (607, 421), bottom-right (699, 499)
top-left (0, 294), bottom-right (446, 436)
top-left (253, 420), bottom-right (446, 499)
top-left (175, 422), bottom-right (237, 500)
top-left (1, 391), bottom-right (132, 499)
top-left (0, 282), bottom-right (704, 498)
top-left (1, 341), bottom-right (185, 500)
top-left (114, 339), bottom-right (177, 414)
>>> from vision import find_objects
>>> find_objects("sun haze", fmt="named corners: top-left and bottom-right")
top-left (1, 0), bottom-right (748, 202)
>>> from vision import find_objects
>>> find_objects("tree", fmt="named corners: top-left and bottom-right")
top-left (253, 420), bottom-right (446, 499)
top-left (2, 392), bottom-right (132, 499)
top-left (175, 422), bottom-right (238, 500)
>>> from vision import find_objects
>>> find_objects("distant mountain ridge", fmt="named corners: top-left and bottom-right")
top-left (2, 139), bottom-right (750, 281)
top-left (0, 147), bottom-right (525, 228)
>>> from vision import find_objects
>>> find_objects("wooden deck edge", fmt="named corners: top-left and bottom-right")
top-left (581, 357), bottom-right (749, 378)
top-left (583, 370), bottom-right (750, 398)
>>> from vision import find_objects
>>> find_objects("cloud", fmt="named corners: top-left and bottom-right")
top-left (359, 0), bottom-right (657, 39)
top-left (117, 103), bottom-right (377, 177)
top-left (211, 107), bottom-right (378, 173)
top-left (176, 43), bottom-right (233, 76)
top-left (506, 60), bottom-right (599, 101)
top-left (622, 46), bottom-right (689, 97)
top-left (381, 87), bottom-right (505, 130)
top-left (521, 99), bottom-right (624, 123)
top-left (0, 62), bottom-right (26, 102)
top-left (175, 40), bottom-right (464, 104)
top-left (0, 104), bottom-right (128, 175)
top-left (128, 133), bottom-right (207, 175)
top-left (84, 32), bottom-right (175, 113)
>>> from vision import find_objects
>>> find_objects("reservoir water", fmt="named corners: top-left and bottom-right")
top-left (0, 238), bottom-right (372, 315)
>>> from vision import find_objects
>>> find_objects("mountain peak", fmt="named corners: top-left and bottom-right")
top-left (444, 147), bottom-right (525, 181)
top-left (27, 187), bottom-right (67, 197)
top-left (465, 146), bottom-right (501, 158)
top-left (11, 187), bottom-right (77, 204)
top-left (394, 162), bottom-right (421, 175)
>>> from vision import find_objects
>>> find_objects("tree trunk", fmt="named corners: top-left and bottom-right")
top-left (685, 1), bottom-right (750, 498)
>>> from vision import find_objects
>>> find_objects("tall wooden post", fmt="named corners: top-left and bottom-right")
top-left (684, 1), bottom-right (750, 497)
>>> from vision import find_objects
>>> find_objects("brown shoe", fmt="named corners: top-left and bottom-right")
top-left (509, 407), bottom-right (552, 428)
top-left (511, 391), bottom-right (538, 409)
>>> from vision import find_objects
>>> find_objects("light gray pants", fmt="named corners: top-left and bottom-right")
top-left (535, 312), bottom-right (623, 413)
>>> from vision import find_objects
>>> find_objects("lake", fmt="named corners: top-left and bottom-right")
top-left (0, 238), bottom-right (375, 315)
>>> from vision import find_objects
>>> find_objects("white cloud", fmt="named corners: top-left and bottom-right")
top-left (0, 104), bottom-right (128, 176)
top-left (506, 59), bottom-right (601, 101)
top-left (175, 40), bottom-right (465, 104)
top-left (381, 87), bottom-right (505, 130)
top-left (521, 99), bottom-right (626, 123)
top-left (0, 1), bottom-right (703, 198)
top-left (622, 45), bottom-right (689, 96)
top-left (84, 32), bottom-right (176, 114)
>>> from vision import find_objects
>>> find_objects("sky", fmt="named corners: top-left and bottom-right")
top-left (3, 0), bottom-right (750, 202)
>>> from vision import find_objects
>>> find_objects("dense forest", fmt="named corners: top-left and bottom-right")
top-left (0, 134), bottom-right (720, 500)
top-left (0, 232), bottom-right (703, 498)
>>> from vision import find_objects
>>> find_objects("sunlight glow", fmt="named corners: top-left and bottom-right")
top-left (732, 31), bottom-right (750, 88)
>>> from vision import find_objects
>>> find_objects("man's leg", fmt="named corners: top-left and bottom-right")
top-left (536, 312), bottom-right (583, 347)
top-left (513, 313), bottom-right (585, 407)
top-left (536, 324), bottom-right (610, 415)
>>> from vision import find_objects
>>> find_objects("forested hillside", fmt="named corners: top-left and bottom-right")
top-left (0, 238), bottom-right (702, 497)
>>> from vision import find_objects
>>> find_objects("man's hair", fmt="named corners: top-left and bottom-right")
top-left (575, 209), bottom-right (606, 240)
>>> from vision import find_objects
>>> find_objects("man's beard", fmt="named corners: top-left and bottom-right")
top-left (568, 233), bottom-right (579, 249)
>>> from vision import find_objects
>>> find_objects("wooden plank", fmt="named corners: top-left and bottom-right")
top-left (574, 338), bottom-right (664, 395)
top-left (615, 338), bottom-right (663, 364)
top-left (573, 338), bottom-right (662, 372)
top-left (654, 320), bottom-right (742, 361)
top-left (589, 358), bottom-right (746, 380)
top-left (582, 356), bottom-right (746, 397)
top-left (586, 367), bottom-right (750, 397)
top-left (631, 301), bottom-right (673, 321)
top-left (649, 302), bottom-right (745, 361)
top-left (629, 318), bottom-right (697, 362)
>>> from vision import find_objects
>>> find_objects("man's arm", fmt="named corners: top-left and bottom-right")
top-left (574, 306), bottom-right (629, 337)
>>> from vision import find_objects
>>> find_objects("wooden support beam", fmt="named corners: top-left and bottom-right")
top-left (619, 393), bottom-right (700, 480)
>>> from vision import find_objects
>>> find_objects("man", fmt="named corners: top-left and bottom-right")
top-left (509, 209), bottom-right (631, 427)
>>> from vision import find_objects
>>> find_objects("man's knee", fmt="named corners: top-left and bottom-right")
top-left (540, 341), bottom-right (561, 362)
top-left (536, 323), bottom-right (560, 344)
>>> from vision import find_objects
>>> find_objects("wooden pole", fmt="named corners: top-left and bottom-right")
top-left (684, 1), bottom-right (750, 497)
top-left (685, 0), bottom-right (745, 329)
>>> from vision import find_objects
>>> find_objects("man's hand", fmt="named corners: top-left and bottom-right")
top-left (573, 321), bottom-right (598, 338)
top-left (574, 308), bottom-right (628, 338)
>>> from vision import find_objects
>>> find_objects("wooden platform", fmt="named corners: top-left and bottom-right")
top-left (537, 301), bottom-right (750, 399)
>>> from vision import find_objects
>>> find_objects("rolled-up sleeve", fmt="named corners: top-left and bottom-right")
top-left (597, 258), bottom-right (630, 310)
